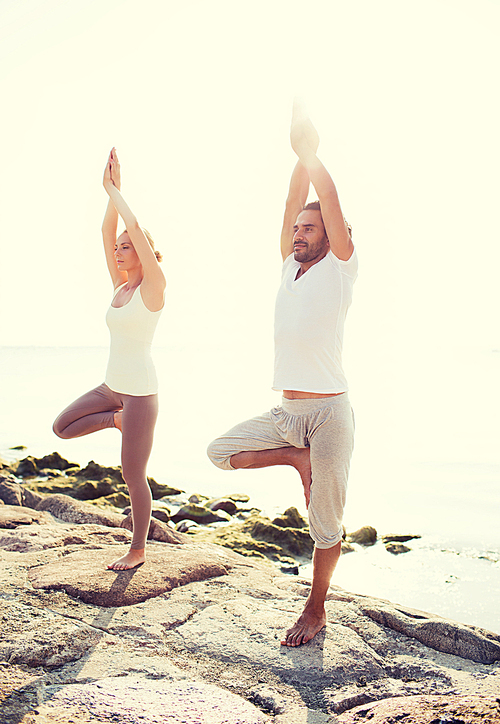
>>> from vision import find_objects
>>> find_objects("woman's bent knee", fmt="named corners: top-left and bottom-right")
top-left (52, 419), bottom-right (69, 439)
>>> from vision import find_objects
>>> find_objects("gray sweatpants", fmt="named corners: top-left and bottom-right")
top-left (207, 395), bottom-right (354, 549)
top-left (53, 383), bottom-right (158, 550)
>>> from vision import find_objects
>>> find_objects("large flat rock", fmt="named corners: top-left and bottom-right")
top-left (0, 522), bottom-right (132, 552)
top-left (29, 676), bottom-right (270, 724)
top-left (166, 594), bottom-right (387, 683)
top-left (358, 598), bottom-right (500, 664)
top-left (1, 518), bottom-right (500, 723)
top-left (336, 694), bottom-right (500, 723)
top-left (0, 505), bottom-right (53, 528)
top-left (28, 543), bottom-right (237, 606)
top-left (37, 493), bottom-right (124, 526)
top-left (0, 599), bottom-right (101, 668)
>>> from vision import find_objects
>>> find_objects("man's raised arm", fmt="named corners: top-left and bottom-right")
top-left (280, 113), bottom-right (320, 261)
top-left (290, 102), bottom-right (354, 262)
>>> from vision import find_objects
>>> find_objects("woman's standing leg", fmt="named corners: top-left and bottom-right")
top-left (53, 383), bottom-right (122, 439)
top-left (107, 393), bottom-right (159, 570)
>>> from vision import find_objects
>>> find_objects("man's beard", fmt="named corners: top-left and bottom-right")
top-left (293, 241), bottom-right (325, 263)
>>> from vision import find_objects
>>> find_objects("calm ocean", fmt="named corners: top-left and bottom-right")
top-left (1, 345), bottom-right (499, 633)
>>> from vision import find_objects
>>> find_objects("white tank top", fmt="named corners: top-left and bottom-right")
top-left (273, 250), bottom-right (358, 394)
top-left (105, 283), bottom-right (162, 396)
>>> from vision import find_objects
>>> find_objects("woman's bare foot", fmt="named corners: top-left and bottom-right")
top-left (114, 410), bottom-right (123, 432)
top-left (107, 548), bottom-right (145, 571)
top-left (281, 605), bottom-right (326, 647)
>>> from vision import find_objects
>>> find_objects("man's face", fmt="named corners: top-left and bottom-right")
top-left (292, 210), bottom-right (329, 264)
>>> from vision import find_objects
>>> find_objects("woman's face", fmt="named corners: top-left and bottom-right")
top-left (114, 232), bottom-right (141, 271)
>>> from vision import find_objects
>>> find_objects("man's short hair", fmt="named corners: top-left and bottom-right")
top-left (302, 201), bottom-right (352, 239)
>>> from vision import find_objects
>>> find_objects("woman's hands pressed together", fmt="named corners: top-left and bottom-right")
top-left (103, 147), bottom-right (121, 192)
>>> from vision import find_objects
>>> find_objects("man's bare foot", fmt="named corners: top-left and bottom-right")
top-left (281, 606), bottom-right (326, 647)
top-left (114, 410), bottom-right (123, 432)
top-left (107, 549), bottom-right (145, 571)
top-left (287, 447), bottom-right (312, 508)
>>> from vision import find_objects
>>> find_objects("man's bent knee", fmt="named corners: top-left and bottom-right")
top-left (206, 439), bottom-right (235, 471)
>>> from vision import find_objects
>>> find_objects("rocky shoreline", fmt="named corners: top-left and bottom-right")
top-left (1, 451), bottom-right (499, 723)
top-left (0, 451), bottom-right (420, 572)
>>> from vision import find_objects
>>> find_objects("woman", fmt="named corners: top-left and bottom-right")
top-left (53, 148), bottom-right (166, 571)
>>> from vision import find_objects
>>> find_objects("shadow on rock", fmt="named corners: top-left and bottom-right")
top-left (28, 543), bottom-right (235, 607)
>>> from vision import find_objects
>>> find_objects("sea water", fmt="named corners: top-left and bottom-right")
top-left (1, 345), bottom-right (499, 633)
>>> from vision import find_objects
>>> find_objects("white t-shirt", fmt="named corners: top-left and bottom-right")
top-left (273, 249), bottom-right (358, 394)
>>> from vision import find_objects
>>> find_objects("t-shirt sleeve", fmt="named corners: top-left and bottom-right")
top-left (328, 248), bottom-right (358, 281)
top-left (281, 253), bottom-right (297, 280)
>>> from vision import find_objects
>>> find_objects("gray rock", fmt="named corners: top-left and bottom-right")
top-left (171, 503), bottom-right (232, 525)
top-left (272, 506), bottom-right (308, 529)
top-left (382, 534), bottom-right (422, 543)
top-left (36, 493), bottom-right (124, 527)
top-left (188, 493), bottom-right (209, 504)
top-left (148, 478), bottom-right (184, 499)
top-left (0, 599), bottom-right (100, 668)
top-left (34, 676), bottom-right (270, 723)
top-left (209, 497), bottom-right (239, 515)
top-left (0, 522), bottom-right (132, 552)
top-left (151, 508), bottom-right (170, 523)
top-left (29, 543), bottom-right (235, 606)
top-left (227, 493), bottom-right (250, 503)
top-left (386, 542), bottom-right (411, 554)
top-left (0, 474), bottom-right (24, 505)
top-left (175, 519), bottom-right (202, 533)
top-left (35, 451), bottom-right (78, 471)
top-left (280, 563), bottom-right (299, 575)
top-left (77, 459), bottom-right (124, 481)
top-left (358, 599), bottom-right (500, 663)
top-left (250, 684), bottom-right (287, 714)
top-left (0, 505), bottom-right (53, 529)
top-left (73, 479), bottom-right (115, 500)
top-left (341, 540), bottom-right (355, 554)
top-left (250, 515), bottom-right (314, 556)
top-left (120, 512), bottom-right (187, 544)
top-left (347, 526), bottom-right (377, 546)
top-left (1, 513), bottom-right (500, 724)
top-left (14, 456), bottom-right (38, 477)
top-left (336, 694), bottom-right (500, 723)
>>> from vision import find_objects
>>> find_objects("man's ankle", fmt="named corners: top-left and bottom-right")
top-left (304, 596), bottom-right (326, 616)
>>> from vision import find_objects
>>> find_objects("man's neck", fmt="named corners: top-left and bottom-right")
top-left (296, 249), bottom-right (329, 278)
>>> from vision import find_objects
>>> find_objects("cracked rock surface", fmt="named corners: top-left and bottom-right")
top-left (0, 513), bottom-right (499, 723)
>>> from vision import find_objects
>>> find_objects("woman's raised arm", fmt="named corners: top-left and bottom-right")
top-left (102, 149), bottom-right (127, 288)
top-left (103, 149), bottom-right (166, 309)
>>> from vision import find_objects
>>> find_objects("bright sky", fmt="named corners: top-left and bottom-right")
top-left (1, 0), bottom-right (499, 482)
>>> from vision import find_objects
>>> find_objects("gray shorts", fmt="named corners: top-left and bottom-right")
top-left (207, 395), bottom-right (355, 549)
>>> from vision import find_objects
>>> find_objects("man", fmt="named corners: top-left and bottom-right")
top-left (207, 103), bottom-right (357, 647)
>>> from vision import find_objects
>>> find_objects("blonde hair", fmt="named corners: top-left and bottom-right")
top-left (142, 228), bottom-right (163, 262)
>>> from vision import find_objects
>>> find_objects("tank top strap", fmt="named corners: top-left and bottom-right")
top-left (112, 282), bottom-right (128, 301)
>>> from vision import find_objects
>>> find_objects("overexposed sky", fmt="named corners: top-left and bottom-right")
top-left (2, 0), bottom-right (498, 344)
top-left (1, 0), bottom-right (499, 477)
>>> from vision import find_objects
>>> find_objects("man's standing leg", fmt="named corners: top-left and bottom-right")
top-left (281, 396), bottom-right (355, 646)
